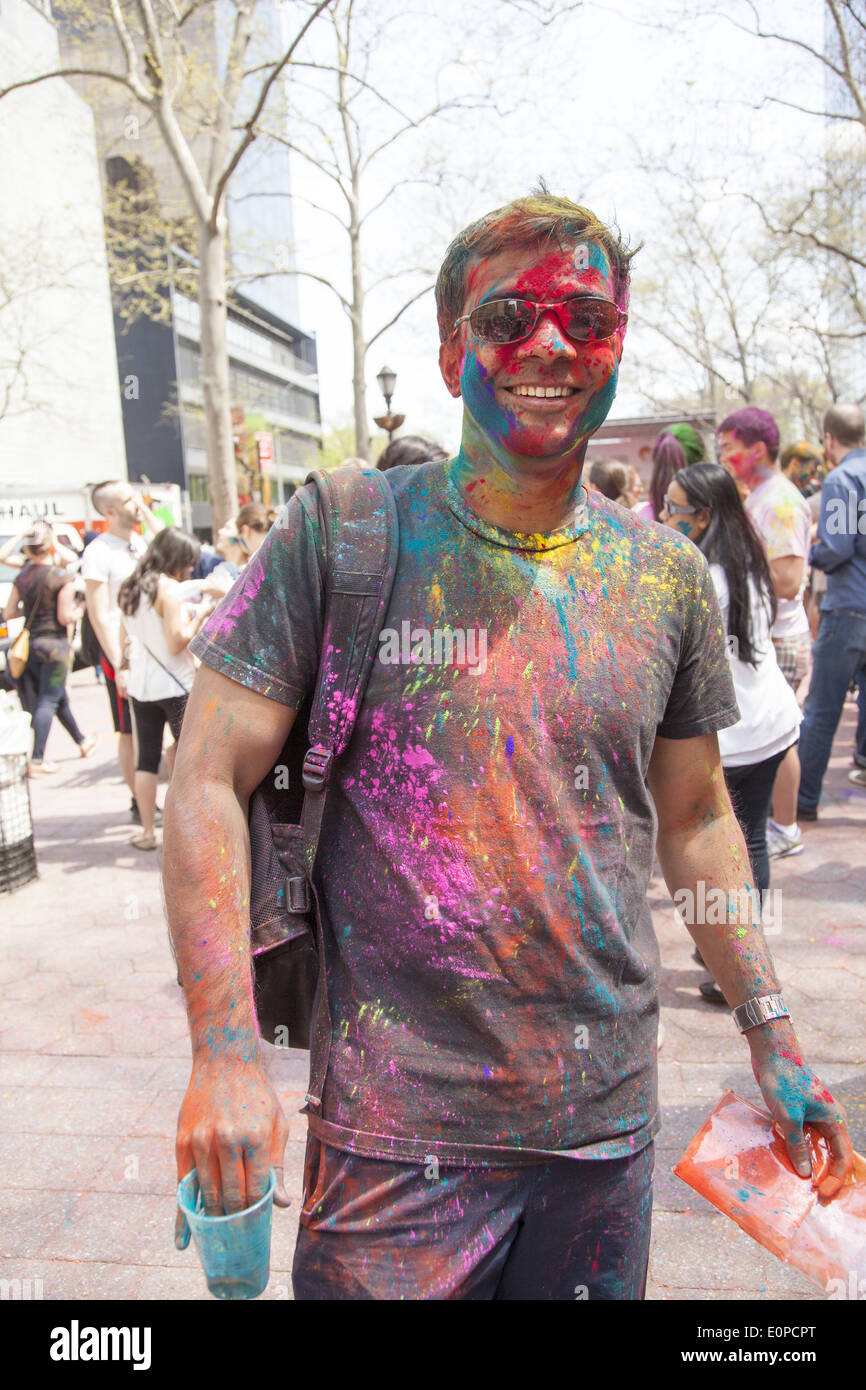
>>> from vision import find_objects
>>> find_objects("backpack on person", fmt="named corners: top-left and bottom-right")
top-left (246, 467), bottom-right (398, 1096)
top-left (76, 606), bottom-right (104, 670)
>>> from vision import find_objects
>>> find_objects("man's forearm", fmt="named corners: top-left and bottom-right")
top-left (163, 776), bottom-right (260, 1064)
top-left (658, 808), bottom-right (781, 1009)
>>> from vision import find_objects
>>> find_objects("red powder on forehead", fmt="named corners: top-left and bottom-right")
top-left (465, 245), bottom-right (612, 305)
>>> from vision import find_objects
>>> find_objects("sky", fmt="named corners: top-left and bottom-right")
top-left (281, 0), bottom-right (826, 452)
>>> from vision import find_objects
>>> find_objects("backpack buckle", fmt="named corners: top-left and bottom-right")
top-left (286, 875), bottom-right (311, 913)
top-left (302, 746), bottom-right (332, 792)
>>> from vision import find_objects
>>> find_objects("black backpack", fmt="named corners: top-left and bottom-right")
top-left (247, 465), bottom-right (398, 1107)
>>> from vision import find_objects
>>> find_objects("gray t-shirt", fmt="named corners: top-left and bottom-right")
top-left (192, 461), bottom-right (738, 1163)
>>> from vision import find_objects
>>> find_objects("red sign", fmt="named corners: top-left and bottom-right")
top-left (255, 432), bottom-right (275, 476)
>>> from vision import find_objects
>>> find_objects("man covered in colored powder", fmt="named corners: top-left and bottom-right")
top-left (164, 190), bottom-right (853, 1300)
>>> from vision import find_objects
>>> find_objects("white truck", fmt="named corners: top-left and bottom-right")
top-left (0, 483), bottom-right (183, 673)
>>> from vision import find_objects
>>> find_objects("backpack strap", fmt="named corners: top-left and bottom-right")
top-left (295, 464), bottom-right (399, 1109)
top-left (297, 466), bottom-right (398, 872)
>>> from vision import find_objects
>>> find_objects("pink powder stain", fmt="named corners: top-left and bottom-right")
top-left (403, 744), bottom-right (438, 772)
top-left (207, 555), bottom-right (266, 638)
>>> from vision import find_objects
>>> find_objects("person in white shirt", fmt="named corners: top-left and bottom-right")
top-left (80, 481), bottom-right (163, 824)
top-left (661, 463), bottom-right (801, 1003)
top-left (117, 529), bottom-right (218, 849)
top-left (717, 409), bottom-right (812, 860)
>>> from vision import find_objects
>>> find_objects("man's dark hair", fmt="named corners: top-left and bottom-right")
top-left (718, 408), bottom-right (780, 462)
top-left (674, 463), bottom-right (776, 666)
top-left (435, 185), bottom-right (638, 343)
top-left (377, 435), bottom-right (449, 472)
top-left (90, 480), bottom-right (126, 517)
top-left (824, 403), bottom-right (865, 450)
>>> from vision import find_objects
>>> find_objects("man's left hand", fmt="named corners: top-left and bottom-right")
top-left (750, 1028), bottom-right (854, 1200)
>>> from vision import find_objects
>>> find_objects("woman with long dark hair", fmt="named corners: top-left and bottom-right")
top-left (660, 463), bottom-right (801, 1000)
top-left (118, 528), bottom-right (217, 849)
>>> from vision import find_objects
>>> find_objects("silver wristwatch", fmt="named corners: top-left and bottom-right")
top-left (732, 992), bottom-right (789, 1034)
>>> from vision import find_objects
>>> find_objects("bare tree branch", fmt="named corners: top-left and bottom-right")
top-left (365, 284), bottom-right (434, 352)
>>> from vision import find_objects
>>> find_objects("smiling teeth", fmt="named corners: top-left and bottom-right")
top-left (510, 385), bottom-right (575, 397)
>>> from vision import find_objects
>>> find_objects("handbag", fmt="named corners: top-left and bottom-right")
top-left (246, 466), bottom-right (398, 1116)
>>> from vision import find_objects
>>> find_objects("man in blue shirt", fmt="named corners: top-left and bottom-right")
top-left (798, 404), bottom-right (866, 814)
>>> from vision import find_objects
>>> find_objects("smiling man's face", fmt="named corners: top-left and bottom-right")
top-left (439, 239), bottom-right (626, 464)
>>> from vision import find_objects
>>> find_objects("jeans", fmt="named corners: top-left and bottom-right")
top-left (724, 745), bottom-right (790, 892)
top-left (798, 608), bottom-right (866, 810)
top-left (18, 651), bottom-right (85, 761)
top-left (292, 1137), bottom-right (654, 1300)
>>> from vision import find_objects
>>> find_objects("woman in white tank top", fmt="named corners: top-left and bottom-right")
top-left (118, 529), bottom-right (219, 849)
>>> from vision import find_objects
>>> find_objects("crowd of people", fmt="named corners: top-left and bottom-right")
top-left (586, 403), bottom-right (866, 1002)
top-left (1, 485), bottom-right (277, 849)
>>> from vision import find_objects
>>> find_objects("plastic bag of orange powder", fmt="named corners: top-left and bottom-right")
top-left (674, 1090), bottom-right (866, 1295)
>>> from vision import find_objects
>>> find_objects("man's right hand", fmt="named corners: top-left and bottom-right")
top-left (115, 668), bottom-right (129, 700)
top-left (174, 1054), bottom-right (291, 1249)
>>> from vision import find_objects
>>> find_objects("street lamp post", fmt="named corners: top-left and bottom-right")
top-left (374, 363), bottom-right (405, 442)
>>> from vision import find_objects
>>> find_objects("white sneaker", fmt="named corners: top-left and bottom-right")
top-left (767, 822), bottom-right (804, 858)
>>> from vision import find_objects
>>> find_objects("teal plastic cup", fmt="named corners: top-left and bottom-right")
top-left (177, 1168), bottom-right (276, 1300)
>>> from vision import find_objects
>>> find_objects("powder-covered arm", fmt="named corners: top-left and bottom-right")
top-left (163, 666), bottom-right (298, 1240)
top-left (648, 730), bottom-right (854, 1201)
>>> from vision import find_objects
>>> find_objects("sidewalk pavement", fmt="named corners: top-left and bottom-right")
top-left (1, 668), bottom-right (864, 1301)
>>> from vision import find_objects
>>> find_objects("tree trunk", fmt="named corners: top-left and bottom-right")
top-left (198, 218), bottom-right (237, 533)
top-left (350, 219), bottom-right (369, 462)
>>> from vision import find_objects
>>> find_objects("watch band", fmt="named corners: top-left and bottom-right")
top-left (732, 992), bottom-right (789, 1034)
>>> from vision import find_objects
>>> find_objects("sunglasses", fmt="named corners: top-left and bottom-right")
top-left (452, 295), bottom-right (626, 346)
top-left (662, 494), bottom-right (698, 516)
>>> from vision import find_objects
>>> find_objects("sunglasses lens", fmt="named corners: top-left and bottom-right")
top-left (563, 299), bottom-right (619, 341)
top-left (470, 298), bottom-right (535, 343)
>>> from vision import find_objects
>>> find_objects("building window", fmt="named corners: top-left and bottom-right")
top-left (188, 474), bottom-right (210, 503)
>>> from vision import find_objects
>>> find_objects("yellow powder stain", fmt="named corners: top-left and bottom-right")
top-left (429, 579), bottom-right (444, 620)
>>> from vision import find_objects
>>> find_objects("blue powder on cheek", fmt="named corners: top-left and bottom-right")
top-left (505, 735), bottom-right (515, 760)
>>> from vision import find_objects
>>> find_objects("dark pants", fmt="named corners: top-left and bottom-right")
top-left (723, 745), bottom-right (790, 892)
top-left (292, 1137), bottom-right (654, 1301)
top-left (129, 694), bottom-right (188, 775)
top-left (18, 652), bottom-right (85, 762)
top-left (799, 608), bottom-right (866, 809)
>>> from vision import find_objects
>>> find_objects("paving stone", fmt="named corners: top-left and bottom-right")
top-left (0, 1188), bottom-right (82, 1256)
top-left (127, 1091), bottom-right (185, 1140)
top-left (0, 1258), bottom-right (143, 1301)
top-left (0, 1086), bottom-right (77, 1134)
top-left (0, 1053), bottom-right (62, 1086)
top-left (90, 1135), bottom-right (177, 1197)
top-left (133, 1264), bottom-right (212, 1300)
top-left (649, 1211), bottom-right (775, 1292)
top-left (50, 1088), bottom-right (153, 1138)
top-left (0, 1133), bottom-right (121, 1190)
top-left (37, 1191), bottom-right (191, 1266)
top-left (39, 1056), bottom-right (162, 1090)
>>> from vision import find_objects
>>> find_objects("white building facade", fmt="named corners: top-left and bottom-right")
top-left (0, 0), bottom-right (127, 493)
